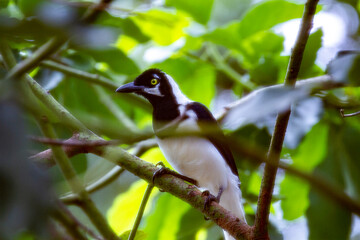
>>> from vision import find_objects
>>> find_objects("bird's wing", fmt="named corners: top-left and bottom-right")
top-left (186, 102), bottom-right (239, 176)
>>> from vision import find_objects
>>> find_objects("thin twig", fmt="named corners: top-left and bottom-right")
top-left (4, 37), bottom-right (67, 81)
top-left (40, 60), bottom-right (152, 112)
top-left (61, 167), bottom-right (125, 204)
top-left (128, 184), bottom-right (154, 240)
top-left (254, 0), bottom-right (320, 238)
top-left (41, 60), bottom-right (118, 89)
top-left (93, 85), bottom-right (140, 132)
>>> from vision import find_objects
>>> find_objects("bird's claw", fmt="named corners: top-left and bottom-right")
top-left (202, 190), bottom-right (218, 211)
top-left (152, 162), bottom-right (198, 186)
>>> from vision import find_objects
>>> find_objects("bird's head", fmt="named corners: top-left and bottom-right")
top-left (116, 68), bottom-right (189, 106)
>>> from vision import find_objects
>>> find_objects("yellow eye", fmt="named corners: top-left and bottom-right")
top-left (151, 79), bottom-right (158, 85)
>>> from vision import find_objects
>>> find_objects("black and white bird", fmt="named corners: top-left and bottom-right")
top-left (116, 69), bottom-right (246, 240)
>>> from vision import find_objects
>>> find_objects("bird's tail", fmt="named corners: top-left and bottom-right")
top-left (219, 178), bottom-right (246, 240)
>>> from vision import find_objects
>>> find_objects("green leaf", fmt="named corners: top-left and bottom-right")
top-left (131, 9), bottom-right (189, 46)
top-left (280, 123), bottom-right (328, 220)
top-left (306, 126), bottom-right (352, 240)
top-left (166, 0), bottom-right (214, 25)
top-left (298, 29), bottom-right (323, 78)
top-left (143, 193), bottom-right (191, 240)
top-left (82, 47), bottom-right (140, 75)
top-left (107, 180), bottom-right (159, 234)
top-left (153, 58), bottom-right (215, 107)
top-left (249, 56), bottom-right (279, 85)
top-left (326, 51), bottom-right (360, 85)
top-left (204, 0), bottom-right (306, 51)
top-left (307, 191), bottom-right (351, 240)
top-left (238, 0), bottom-right (305, 39)
top-left (292, 122), bottom-right (328, 171)
top-left (177, 208), bottom-right (205, 239)
top-left (339, 123), bottom-right (360, 199)
top-left (241, 31), bottom-right (284, 64)
top-left (96, 12), bottom-right (150, 43)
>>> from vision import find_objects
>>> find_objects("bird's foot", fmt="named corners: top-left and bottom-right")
top-left (201, 187), bottom-right (224, 220)
top-left (152, 162), bottom-right (198, 186)
top-left (202, 190), bottom-right (218, 210)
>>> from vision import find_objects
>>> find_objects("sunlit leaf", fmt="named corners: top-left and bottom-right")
top-left (131, 9), bottom-right (189, 46)
top-left (204, 0), bottom-right (306, 51)
top-left (143, 193), bottom-right (192, 240)
top-left (107, 180), bottom-right (159, 234)
top-left (140, 147), bottom-right (169, 167)
top-left (238, 0), bottom-right (305, 39)
top-left (166, 0), bottom-right (214, 25)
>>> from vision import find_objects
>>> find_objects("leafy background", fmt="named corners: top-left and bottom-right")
top-left (1, 0), bottom-right (360, 239)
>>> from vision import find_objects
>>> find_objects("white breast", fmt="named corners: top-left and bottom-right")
top-left (157, 135), bottom-right (233, 193)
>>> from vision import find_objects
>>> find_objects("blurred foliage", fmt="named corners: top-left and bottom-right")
top-left (1, 0), bottom-right (360, 239)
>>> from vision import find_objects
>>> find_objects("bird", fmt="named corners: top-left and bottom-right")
top-left (116, 68), bottom-right (246, 240)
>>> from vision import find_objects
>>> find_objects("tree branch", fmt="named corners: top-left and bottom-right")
top-left (254, 0), bottom-right (320, 238)
top-left (41, 60), bottom-right (118, 89)
top-left (38, 118), bottom-right (119, 240)
top-left (52, 201), bottom-right (103, 240)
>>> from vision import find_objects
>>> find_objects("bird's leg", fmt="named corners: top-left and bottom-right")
top-left (152, 162), bottom-right (198, 186)
top-left (202, 186), bottom-right (224, 220)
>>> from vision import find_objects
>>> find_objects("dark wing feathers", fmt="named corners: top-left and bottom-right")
top-left (186, 102), bottom-right (238, 176)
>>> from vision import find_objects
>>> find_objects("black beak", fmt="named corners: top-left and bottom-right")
top-left (115, 82), bottom-right (144, 93)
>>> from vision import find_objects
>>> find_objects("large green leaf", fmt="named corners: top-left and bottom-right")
top-left (238, 0), bottom-right (305, 39)
top-left (280, 123), bottom-right (327, 220)
top-left (339, 122), bottom-right (360, 199)
top-left (166, 0), bottom-right (214, 25)
top-left (131, 9), bottom-right (189, 46)
top-left (204, 0), bottom-right (306, 51)
top-left (96, 12), bottom-right (150, 43)
top-left (143, 193), bottom-right (191, 240)
top-left (107, 180), bottom-right (160, 234)
top-left (298, 29), bottom-right (323, 78)
top-left (306, 125), bottom-right (352, 240)
top-left (241, 31), bottom-right (284, 64)
top-left (81, 48), bottom-right (140, 75)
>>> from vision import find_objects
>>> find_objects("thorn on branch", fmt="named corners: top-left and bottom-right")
top-left (340, 109), bottom-right (360, 118)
